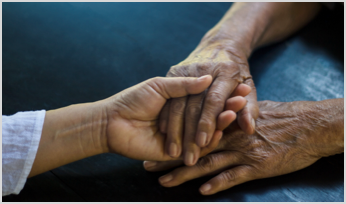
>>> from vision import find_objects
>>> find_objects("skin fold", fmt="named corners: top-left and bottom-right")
top-left (160, 2), bottom-right (322, 166)
top-left (28, 75), bottom-right (251, 177)
top-left (145, 99), bottom-right (344, 195)
top-left (160, 42), bottom-right (257, 166)
top-left (26, 3), bottom-right (342, 198)
top-left (146, 2), bottom-right (343, 195)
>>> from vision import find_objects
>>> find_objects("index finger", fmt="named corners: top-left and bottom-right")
top-left (195, 76), bottom-right (239, 147)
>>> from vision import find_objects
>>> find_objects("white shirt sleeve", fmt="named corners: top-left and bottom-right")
top-left (2, 110), bottom-right (46, 196)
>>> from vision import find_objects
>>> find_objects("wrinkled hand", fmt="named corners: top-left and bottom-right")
top-left (160, 41), bottom-right (258, 166)
top-left (145, 100), bottom-right (343, 195)
top-left (102, 75), bottom-right (246, 161)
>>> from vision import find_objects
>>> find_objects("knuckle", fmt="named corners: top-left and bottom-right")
top-left (207, 92), bottom-right (225, 106)
top-left (186, 104), bottom-right (201, 117)
top-left (175, 170), bottom-right (189, 181)
top-left (196, 63), bottom-right (211, 73)
top-left (171, 101), bottom-right (185, 115)
top-left (197, 155), bottom-right (217, 172)
top-left (220, 67), bottom-right (241, 80)
top-left (243, 77), bottom-right (254, 85)
top-left (222, 170), bottom-right (237, 183)
top-left (199, 118), bottom-right (214, 131)
top-left (240, 68), bottom-right (252, 79)
top-left (168, 65), bottom-right (188, 77)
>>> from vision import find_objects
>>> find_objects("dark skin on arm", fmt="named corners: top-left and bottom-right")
top-left (146, 99), bottom-right (344, 195)
top-left (145, 2), bottom-right (343, 195)
top-left (160, 2), bottom-right (322, 166)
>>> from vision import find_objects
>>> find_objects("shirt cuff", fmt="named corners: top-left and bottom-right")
top-left (2, 110), bottom-right (46, 196)
top-left (12, 110), bottom-right (46, 194)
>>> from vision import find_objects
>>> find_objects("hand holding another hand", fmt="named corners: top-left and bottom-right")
top-left (30, 75), bottom-right (250, 177)
top-left (145, 99), bottom-right (343, 195)
top-left (103, 75), bottom-right (251, 161)
top-left (160, 40), bottom-right (258, 166)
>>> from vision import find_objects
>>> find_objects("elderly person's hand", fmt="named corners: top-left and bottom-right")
top-left (160, 38), bottom-right (258, 166)
top-left (160, 1), bottom-right (324, 167)
top-left (145, 99), bottom-right (344, 195)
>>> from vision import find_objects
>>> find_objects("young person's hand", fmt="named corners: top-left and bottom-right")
top-left (30, 75), bottom-right (251, 177)
top-left (104, 75), bottom-right (252, 161)
top-left (104, 75), bottom-right (220, 161)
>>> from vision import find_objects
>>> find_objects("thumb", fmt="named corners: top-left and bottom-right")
top-left (146, 75), bottom-right (212, 99)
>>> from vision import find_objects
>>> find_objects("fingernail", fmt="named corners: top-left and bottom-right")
top-left (143, 161), bottom-right (157, 169)
top-left (169, 143), bottom-right (178, 157)
top-left (185, 152), bottom-right (195, 166)
top-left (198, 75), bottom-right (209, 81)
top-left (159, 174), bottom-right (173, 184)
top-left (251, 118), bottom-right (256, 131)
top-left (197, 132), bottom-right (207, 147)
top-left (200, 184), bottom-right (211, 194)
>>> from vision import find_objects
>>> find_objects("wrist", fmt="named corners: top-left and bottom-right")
top-left (88, 100), bottom-right (110, 154)
top-left (53, 102), bottom-right (109, 156)
top-left (300, 99), bottom-right (344, 157)
top-left (53, 101), bottom-right (109, 156)
top-left (195, 34), bottom-right (250, 61)
top-left (191, 23), bottom-right (251, 60)
top-left (30, 101), bottom-right (108, 177)
top-left (196, 3), bottom-right (276, 59)
top-left (184, 30), bottom-right (251, 71)
top-left (100, 94), bottom-right (126, 155)
top-left (317, 99), bottom-right (344, 157)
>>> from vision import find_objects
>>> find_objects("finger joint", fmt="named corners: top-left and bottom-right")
top-left (197, 155), bottom-right (216, 172)
top-left (186, 104), bottom-right (202, 118)
top-left (171, 101), bottom-right (186, 115)
top-left (222, 169), bottom-right (237, 183)
top-left (206, 92), bottom-right (226, 107)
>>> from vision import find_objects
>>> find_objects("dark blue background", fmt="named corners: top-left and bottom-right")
top-left (2, 2), bottom-right (344, 201)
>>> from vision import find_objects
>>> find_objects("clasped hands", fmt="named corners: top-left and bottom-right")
top-left (26, 2), bottom-right (342, 196)
top-left (104, 75), bottom-right (250, 161)
top-left (98, 44), bottom-right (342, 195)
top-left (34, 55), bottom-right (342, 195)
top-left (100, 71), bottom-right (341, 196)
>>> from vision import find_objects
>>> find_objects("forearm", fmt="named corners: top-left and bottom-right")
top-left (195, 2), bottom-right (321, 58)
top-left (28, 101), bottom-right (109, 177)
